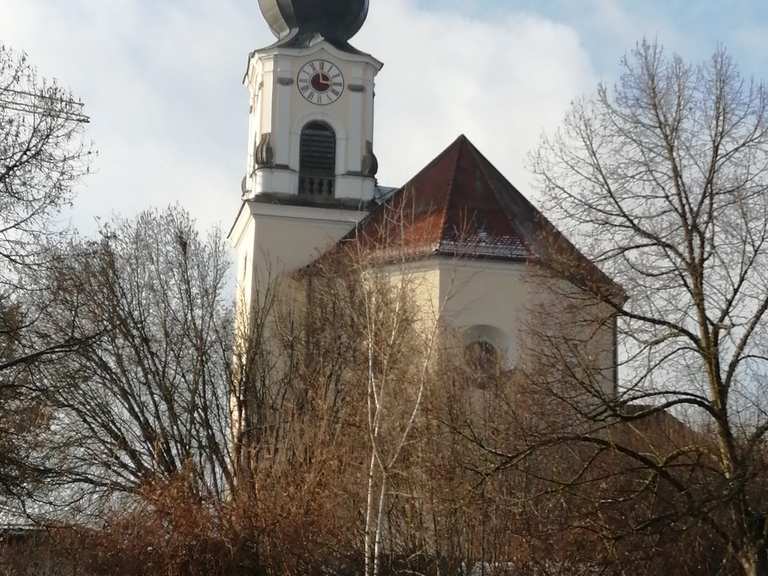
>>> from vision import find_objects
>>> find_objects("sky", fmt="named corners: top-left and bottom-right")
top-left (1, 0), bottom-right (767, 235)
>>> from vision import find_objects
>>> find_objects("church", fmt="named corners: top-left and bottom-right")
top-left (230, 0), bottom-right (617, 390)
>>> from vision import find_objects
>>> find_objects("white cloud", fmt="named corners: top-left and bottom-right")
top-left (0, 0), bottom-right (596, 234)
top-left (1, 0), bottom-right (263, 233)
top-left (362, 0), bottom-right (595, 192)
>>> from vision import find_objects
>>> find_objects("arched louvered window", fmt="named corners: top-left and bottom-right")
top-left (465, 340), bottom-right (501, 377)
top-left (299, 121), bottom-right (336, 200)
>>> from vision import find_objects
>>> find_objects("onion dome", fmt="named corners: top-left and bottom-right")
top-left (258, 0), bottom-right (369, 50)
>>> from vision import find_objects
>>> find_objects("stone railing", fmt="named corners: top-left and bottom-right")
top-left (299, 174), bottom-right (335, 200)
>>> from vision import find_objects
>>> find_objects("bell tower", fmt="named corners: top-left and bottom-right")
top-left (231, 0), bottom-right (383, 313)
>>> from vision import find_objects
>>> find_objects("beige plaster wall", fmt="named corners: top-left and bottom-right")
top-left (436, 258), bottom-right (530, 371)
top-left (230, 210), bottom-right (618, 400)
top-left (252, 212), bottom-right (353, 275)
top-left (380, 263), bottom-right (442, 334)
top-left (230, 201), bottom-right (365, 317)
top-left (393, 257), bottom-right (617, 397)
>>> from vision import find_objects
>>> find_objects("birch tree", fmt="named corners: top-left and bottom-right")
top-left (358, 265), bottom-right (443, 576)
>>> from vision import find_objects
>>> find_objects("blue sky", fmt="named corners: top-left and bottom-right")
top-left (1, 0), bottom-right (767, 233)
top-left (418, 0), bottom-right (768, 77)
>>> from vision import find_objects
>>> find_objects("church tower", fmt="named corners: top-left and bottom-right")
top-left (231, 0), bottom-right (383, 312)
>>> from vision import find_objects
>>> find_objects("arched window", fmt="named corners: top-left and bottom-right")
top-left (462, 325), bottom-right (513, 382)
top-left (465, 340), bottom-right (500, 377)
top-left (299, 121), bottom-right (336, 200)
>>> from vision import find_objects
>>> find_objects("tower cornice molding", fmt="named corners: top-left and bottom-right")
top-left (244, 42), bottom-right (383, 83)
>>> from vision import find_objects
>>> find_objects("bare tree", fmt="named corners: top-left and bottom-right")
top-left (0, 44), bottom-right (89, 266)
top-left (0, 43), bottom-right (91, 298)
top-left (0, 306), bottom-right (51, 507)
top-left (22, 210), bottom-right (724, 574)
top-left (352, 260), bottom-right (442, 576)
top-left (27, 209), bottom-right (235, 508)
top-left (516, 40), bottom-right (768, 576)
top-left (0, 43), bottom-right (92, 509)
top-left (24, 206), bottom-right (454, 575)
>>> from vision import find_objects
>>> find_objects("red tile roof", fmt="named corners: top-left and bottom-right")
top-left (338, 135), bottom-right (533, 260)
top-left (325, 135), bottom-right (621, 296)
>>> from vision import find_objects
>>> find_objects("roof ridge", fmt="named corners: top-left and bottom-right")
top-left (475, 144), bottom-right (541, 216)
top-left (463, 138), bottom-right (622, 294)
top-left (466, 140), bottom-right (536, 257)
top-left (404, 136), bottom-right (465, 191)
top-left (337, 136), bottom-right (466, 247)
top-left (436, 137), bottom-right (467, 251)
top-left (313, 135), bottom-right (621, 291)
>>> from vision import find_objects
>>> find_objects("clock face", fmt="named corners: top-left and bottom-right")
top-left (297, 60), bottom-right (344, 106)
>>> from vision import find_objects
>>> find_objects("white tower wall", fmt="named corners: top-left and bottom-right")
top-left (243, 43), bottom-right (382, 203)
top-left (231, 39), bottom-right (383, 318)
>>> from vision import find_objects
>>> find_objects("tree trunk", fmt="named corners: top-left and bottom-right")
top-left (373, 474), bottom-right (389, 576)
top-left (364, 450), bottom-right (378, 576)
top-left (740, 544), bottom-right (768, 576)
